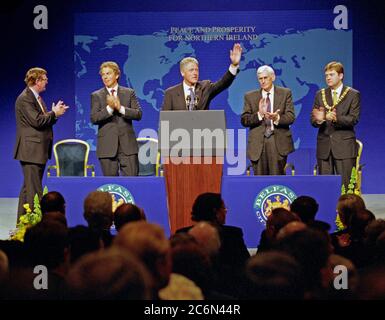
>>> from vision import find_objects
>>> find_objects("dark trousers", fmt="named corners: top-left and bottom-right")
top-left (252, 134), bottom-right (287, 175)
top-left (17, 161), bottom-right (45, 221)
top-left (99, 145), bottom-right (139, 176)
top-left (318, 155), bottom-right (356, 189)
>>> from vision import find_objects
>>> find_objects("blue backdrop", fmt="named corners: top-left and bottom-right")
top-left (1, 0), bottom-right (384, 197)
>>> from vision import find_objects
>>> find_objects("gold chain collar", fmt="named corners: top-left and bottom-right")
top-left (321, 86), bottom-right (350, 113)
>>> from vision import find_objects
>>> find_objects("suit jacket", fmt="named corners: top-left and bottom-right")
top-left (91, 86), bottom-right (142, 158)
top-left (241, 86), bottom-right (295, 161)
top-left (311, 86), bottom-right (360, 160)
top-left (14, 87), bottom-right (57, 164)
top-left (161, 70), bottom-right (236, 110)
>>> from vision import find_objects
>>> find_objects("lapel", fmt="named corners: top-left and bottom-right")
top-left (194, 82), bottom-right (202, 109)
top-left (176, 83), bottom-right (187, 110)
top-left (117, 85), bottom-right (124, 103)
top-left (273, 86), bottom-right (281, 112)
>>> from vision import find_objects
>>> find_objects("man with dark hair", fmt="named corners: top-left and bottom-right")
top-left (91, 61), bottom-right (142, 176)
top-left (290, 195), bottom-right (319, 224)
top-left (40, 191), bottom-right (66, 215)
top-left (311, 61), bottom-right (360, 189)
top-left (114, 203), bottom-right (146, 231)
top-left (176, 192), bottom-right (249, 298)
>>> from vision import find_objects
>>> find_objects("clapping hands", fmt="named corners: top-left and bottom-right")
top-left (52, 100), bottom-right (69, 117)
top-left (312, 106), bottom-right (325, 123)
top-left (106, 95), bottom-right (121, 111)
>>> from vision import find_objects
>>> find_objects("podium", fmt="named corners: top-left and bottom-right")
top-left (159, 110), bottom-right (226, 233)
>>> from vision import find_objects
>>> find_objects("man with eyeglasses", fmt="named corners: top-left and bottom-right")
top-left (14, 67), bottom-right (69, 221)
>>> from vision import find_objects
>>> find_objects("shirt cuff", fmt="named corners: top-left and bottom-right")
top-left (106, 105), bottom-right (114, 115)
top-left (258, 112), bottom-right (263, 121)
top-left (229, 64), bottom-right (239, 76)
top-left (119, 106), bottom-right (125, 115)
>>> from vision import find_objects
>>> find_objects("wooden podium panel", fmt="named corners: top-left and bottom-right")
top-left (164, 156), bottom-right (223, 234)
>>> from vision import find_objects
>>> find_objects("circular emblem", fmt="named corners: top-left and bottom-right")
top-left (253, 185), bottom-right (297, 225)
top-left (97, 184), bottom-right (135, 212)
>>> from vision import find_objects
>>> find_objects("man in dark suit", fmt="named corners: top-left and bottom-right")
top-left (311, 61), bottom-right (360, 189)
top-left (14, 67), bottom-right (68, 220)
top-left (176, 192), bottom-right (249, 298)
top-left (161, 43), bottom-right (242, 111)
top-left (241, 65), bottom-right (295, 175)
top-left (91, 61), bottom-right (142, 176)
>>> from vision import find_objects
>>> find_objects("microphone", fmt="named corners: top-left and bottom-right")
top-left (186, 95), bottom-right (191, 109)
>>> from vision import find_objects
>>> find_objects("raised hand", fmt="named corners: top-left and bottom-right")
top-left (230, 43), bottom-right (242, 67)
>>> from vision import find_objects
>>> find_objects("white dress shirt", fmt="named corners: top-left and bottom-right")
top-left (106, 85), bottom-right (125, 115)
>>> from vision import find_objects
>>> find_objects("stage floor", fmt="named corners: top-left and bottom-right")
top-left (1, 195), bottom-right (385, 245)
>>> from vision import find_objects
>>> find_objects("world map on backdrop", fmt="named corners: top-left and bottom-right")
top-left (74, 11), bottom-right (352, 154)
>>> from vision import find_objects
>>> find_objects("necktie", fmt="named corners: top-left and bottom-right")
top-left (264, 92), bottom-right (273, 138)
top-left (110, 89), bottom-right (116, 97)
top-left (37, 96), bottom-right (47, 113)
top-left (333, 90), bottom-right (338, 105)
top-left (188, 87), bottom-right (195, 111)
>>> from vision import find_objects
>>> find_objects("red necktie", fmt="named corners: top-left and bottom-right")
top-left (110, 89), bottom-right (116, 96)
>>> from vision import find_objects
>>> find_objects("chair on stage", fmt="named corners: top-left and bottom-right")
top-left (47, 139), bottom-right (95, 177)
top-left (137, 137), bottom-right (161, 176)
top-left (313, 139), bottom-right (364, 193)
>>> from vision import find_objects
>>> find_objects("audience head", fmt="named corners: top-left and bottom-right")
top-left (68, 226), bottom-right (102, 264)
top-left (40, 191), bottom-right (66, 215)
top-left (357, 265), bottom-right (385, 299)
top-left (336, 194), bottom-right (366, 228)
top-left (290, 196), bottom-right (319, 224)
top-left (41, 211), bottom-right (68, 227)
top-left (83, 191), bottom-right (113, 232)
top-left (65, 248), bottom-right (151, 299)
top-left (265, 207), bottom-right (300, 242)
top-left (349, 208), bottom-right (375, 240)
top-left (365, 219), bottom-right (385, 245)
top-left (277, 228), bottom-right (332, 294)
top-left (113, 222), bottom-right (171, 292)
top-left (114, 203), bottom-right (146, 231)
top-left (276, 221), bottom-right (307, 242)
top-left (24, 220), bottom-right (69, 269)
top-left (244, 251), bottom-right (304, 299)
top-left (188, 222), bottom-right (221, 258)
top-left (191, 193), bottom-right (227, 225)
top-left (169, 233), bottom-right (211, 295)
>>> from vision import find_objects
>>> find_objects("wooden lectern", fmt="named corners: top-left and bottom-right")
top-left (159, 110), bottom-right (226, 234)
